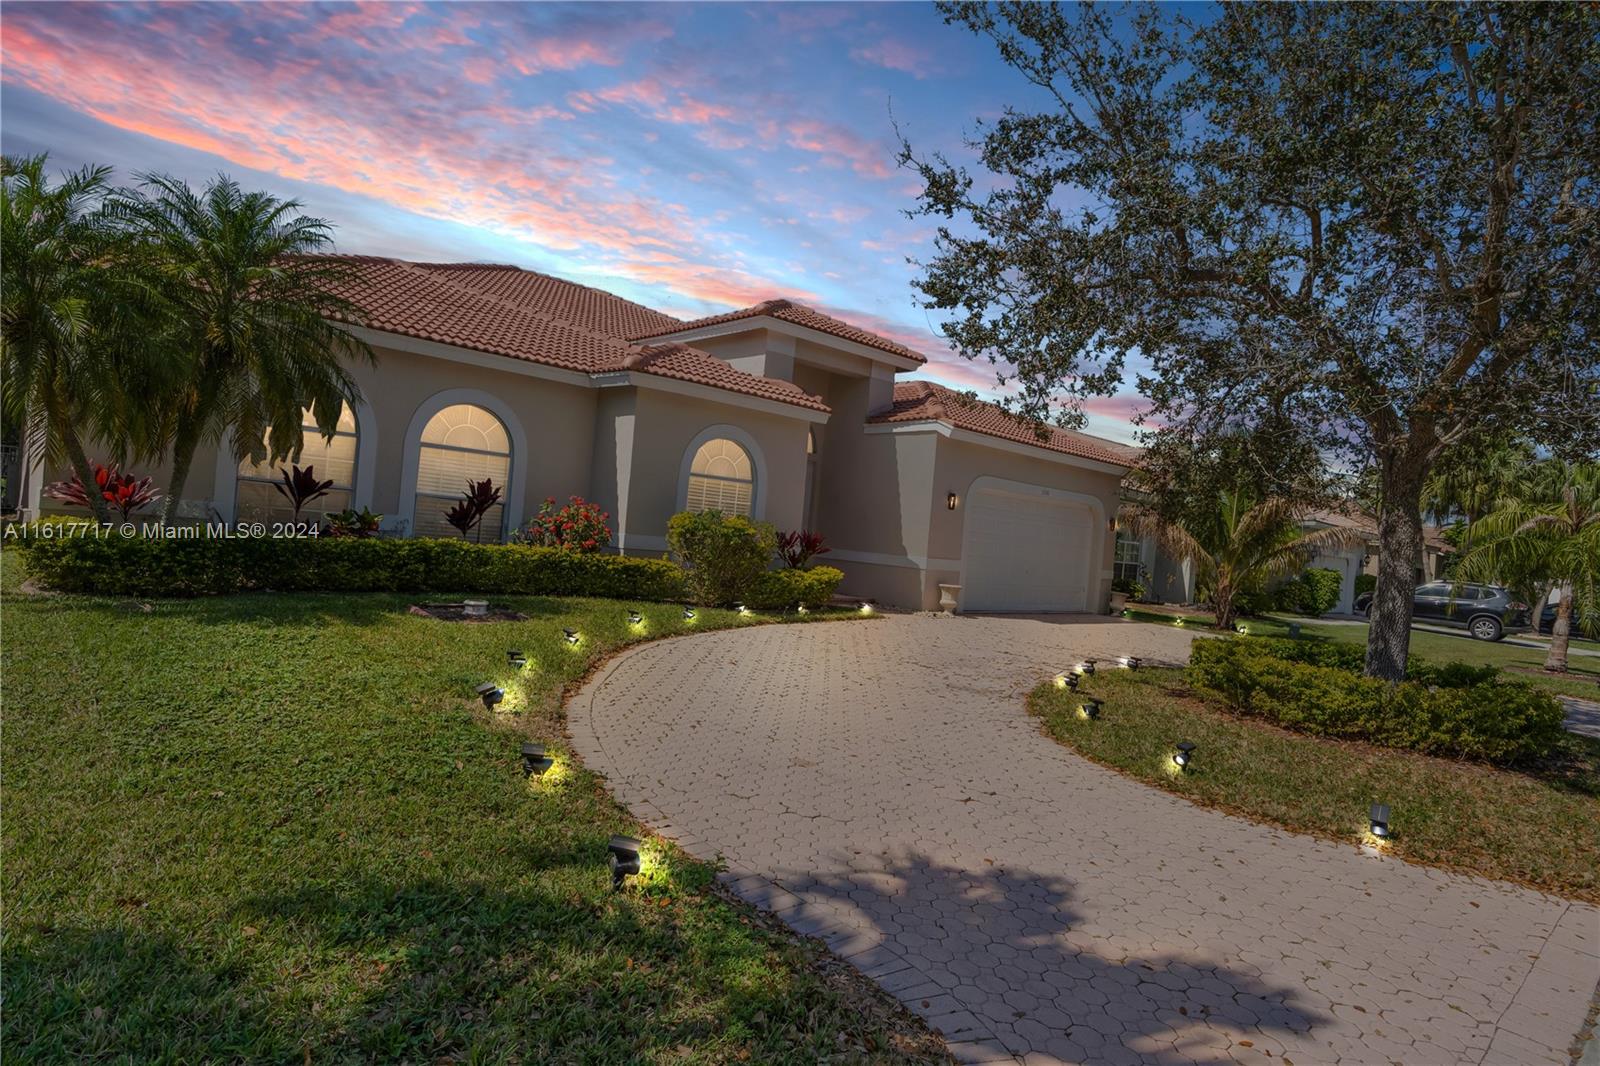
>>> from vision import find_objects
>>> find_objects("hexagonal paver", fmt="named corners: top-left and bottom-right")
top-left (569, 614), bottom-right (1600, 1065)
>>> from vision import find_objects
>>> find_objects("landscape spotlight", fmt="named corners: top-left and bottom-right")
top-left (1369, 803), bottom-right (1392, 840)
top-left (1055, 672), bottom-right (1079, 690)
top-left (507, 649), bottom-right (528, 670)
top-left (1120, 656), bottom-right (1142, 670)
top-left (683, 606), bottom-right (697, 621)
top-left (608, 834), bottom-right (642, 890)
top-left (628, 610), bottom-right (643, 626)
top-left (735, 602), bottom-right (750, 616)
top-left (1079, 697), bottom-right (1104, 720)
top-left (1078, 659), bottom-right (1097, 676)
top-left (1173, 741), bottom-right (1196, 771)
top-left (797, 604), bottom-right (809, 615)
top-left (563, 628), bottom-right (580, 645)
top-left (476, 682), bottom-right (505, 710)
top-left (859, 600), bottom-right (875, 615)
top-left (1174, 617), bottom-right (1186, 627)
top-left (521, 742), bottom-right (555, 777)
top-left (1235, 623), bottom-right (1249, 634)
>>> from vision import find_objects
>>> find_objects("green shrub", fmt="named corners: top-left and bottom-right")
top-left (1187, 638), bottom-right (1565, 764)
top-left (666, 510), bottom-right (776, 607)
top-left (1275, 567), bottom-right (1343, 617)
top-left (16, 533), bottom-right (686, 600)
top-left (1233, 637), bottom-right (1491, 688)
top-left (748, 566), bottom-right (844, 610)
top-left (1354, 573), bottom-right (1377, 598)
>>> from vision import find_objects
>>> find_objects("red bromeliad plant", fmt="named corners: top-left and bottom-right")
top-left (273, 464), bottom-right (335, 521)
top-left (44, 463), bottom-right (163, 521)
top-left (445, 478), bottom-right (503, 541)
top-left (512, 496), bottom-right (612, 552)
top-left (776, 529), bottom-right (830, 569)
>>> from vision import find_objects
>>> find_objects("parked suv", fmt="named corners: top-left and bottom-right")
top-left (1357, 582), bottom-right (1529, 641)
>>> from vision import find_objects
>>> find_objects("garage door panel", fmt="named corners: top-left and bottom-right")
top-left (963, 488), bottom-right (1093, 612)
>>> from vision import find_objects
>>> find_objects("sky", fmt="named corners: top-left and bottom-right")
top-left (0, 1), bottom-right (1148, 443)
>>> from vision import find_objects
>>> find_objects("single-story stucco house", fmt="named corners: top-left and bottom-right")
top-left (18, 257), bottom-right (1141, 614)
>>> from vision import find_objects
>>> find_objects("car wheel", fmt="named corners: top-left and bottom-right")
top-left (1469, 616), bottom-right (1503, 642)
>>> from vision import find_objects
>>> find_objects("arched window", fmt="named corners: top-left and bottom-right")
top-left (413, 403), bottom-right (510, 539)
top-left (685, 437), bottom-right (754, 516)
top-left (236, 406), bottom-right (357, 523)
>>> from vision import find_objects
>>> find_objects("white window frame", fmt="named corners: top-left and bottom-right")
top-left (398, 388), bottom-right (527, 539)
top-left (675, 424), bottom-right (767, 520)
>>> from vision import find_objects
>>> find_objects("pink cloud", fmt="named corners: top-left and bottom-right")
top-left (850, 39), bottom-right (932, 79)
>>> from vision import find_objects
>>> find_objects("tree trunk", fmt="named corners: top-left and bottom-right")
top-left (1364, 463), bottom-right (1426, 682)
top-left (57, 417), bottom-right (114, 525)
top-left (1545, 589), bottom-right (1573, 673)
top-left (1212, 575), bottom-right (1236, 631)
top-left (161, 409), bottom-right (204, 525)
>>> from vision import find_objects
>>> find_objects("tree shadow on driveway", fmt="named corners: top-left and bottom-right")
top-left (774, 850), bottom-right (1328, 1065)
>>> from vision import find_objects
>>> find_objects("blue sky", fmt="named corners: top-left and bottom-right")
top-left (1, 1), bottom-right (1150, 441)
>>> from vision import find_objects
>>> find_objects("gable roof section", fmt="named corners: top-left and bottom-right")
top-left (320, 257), bottom-right (828, 413)
top-left (1306, 505), bottom-right (1453, 552)
top-left (418, 262), bottom-right (683, 340)
top-left (870, 381), bottom-right (1140, 467)
top-left (635, 298), bottom-right (929, 364)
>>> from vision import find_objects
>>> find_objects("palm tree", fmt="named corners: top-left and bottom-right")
top-left (1, 155), bottom-right (135, 523)
top-left (1457, 462), bottom-right (1599, 673)
top-left (1124, 491), bottom-right (1364, 631)
top-left (109, 173), bottom-right (373, 522)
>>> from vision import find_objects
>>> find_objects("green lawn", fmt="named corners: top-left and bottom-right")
top-left (1031, 669), bottom-right (1600, 902)
top-left (1124, 606), bottom-right (1600, 700)
top-left (1, 555), bottom-right (940, 1064)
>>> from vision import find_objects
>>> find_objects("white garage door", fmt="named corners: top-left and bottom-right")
top-left (962, 485), bottom-right (1094, 612)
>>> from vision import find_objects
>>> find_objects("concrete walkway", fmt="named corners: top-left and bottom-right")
top-left (569, 614), bottom-right (1600, 1065)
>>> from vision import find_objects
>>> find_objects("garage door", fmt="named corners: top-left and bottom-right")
top-left (962, 485), bottom-right (1094, 612)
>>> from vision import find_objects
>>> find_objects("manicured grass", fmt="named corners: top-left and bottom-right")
top-left (0, 555), bottom-right (939, 1064)
top-left (1124, 606), bottom-right (1600, 700)
top-left (1030, 669), bottom-right (1600, 902)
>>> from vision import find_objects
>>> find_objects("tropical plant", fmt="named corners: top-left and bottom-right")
top-left (667, 510), bottom-right (778, 607)
top-left (1457, 462), bottom-right (1600, 672)
top-left (776, 529), bottom-right (830, 569)
top-left (1125, 492), bottom-right (1363, 631)
top-left (43, 462), bottom-right (162, 521)
top-left (108, 173), bottom-right (373, 523)
top-left (445, 478), bottom-right (502, 542)
top-left (1, 155), bottom-right (147, 524)
top-left (902, 5), bottom-right (1600, 680)
top-left (325, 507), bottom-right (382, 538)
top-left (511, 495), bottom-right (612, 552)
top-left (272, 464), bottom-right (333, 522)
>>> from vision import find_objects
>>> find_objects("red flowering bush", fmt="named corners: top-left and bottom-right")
top-left (512, 496), bottom-right (613, 553)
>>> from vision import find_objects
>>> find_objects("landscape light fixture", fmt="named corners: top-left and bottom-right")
top-left (563, 628), bottom-right (580, 645)
top-left (947, 492), bottom-right (958, 510)
top-left (797, 603), bottom-right (809, 614)
top-left (1055, 672), bottom-right (1079, 690)
top-left (608, 834), bottom-right (643, 890)
top-left (1079, 697), bottom-right (1104, 721)
top-left (1368, 803), bottom-right (1392, 840)
top-left (1288, 622), bottom-right (1302, 638)
top-left (1235, 623), bottom-right (1249, 634)
top-left (683, 606), bottom-right (696, 621)
top-left (1120, 656), bottom-right (1142, 670)
top-left (1078, 659), bottom-right (1097, 676)
top-left (628, 610), bottom-right (643, 626)
top-left (1175, 617), bottom-right (1186, 627)
top-left (507, 650), bottom-right (528, 670)
top-left (521, 742), bottom-right (555, 778)
top-left (735, 602), bottom-right (750, 616)
top-left (476, 682), bottom-right (505, 710)
top-left (1173, 741), bottom-right (1196, 771)
top-left (860, 600), bottom-right (875, 615)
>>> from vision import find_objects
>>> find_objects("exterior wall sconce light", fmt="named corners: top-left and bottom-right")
top-left (476, 682), bottom-right (505, 710)
top-left (683, 606), bottom-right (697, 620)
top-left (563, 628), bottom-right (580, 645)
top-left (628, 610), bottom-right (643, 626)
top-left (507, 650), bottom-right (528, 670)
top-left (1369, 803), bottom-right (1392, 840)
top-left (1079, 697), bottom-right (1104, 720)
top-left (1055, 672), bottom-right (1079, 690)
top-left (1172, 741), bottom-right (1196, 771)
top-left (947, 492), bottom-right (958, 510)
top-left (608, 834), bottom-right (642, 890)
top-left (522, 742), bottom-right (555, 777)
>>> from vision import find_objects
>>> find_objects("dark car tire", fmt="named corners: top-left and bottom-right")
top-left (1469, 615), bottom-right (1503, 642)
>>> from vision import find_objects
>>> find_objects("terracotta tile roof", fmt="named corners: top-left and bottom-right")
top-left (635, 298), bottom-right (928, 364)
top-left (870, 381), bottom-right (1139, 467)
top-left (418, 262), bottom-right (682, 340)
top-left (1306, 505), bottom-right (1453, 551)
top-left (319, 257), bottom-right (827, 413)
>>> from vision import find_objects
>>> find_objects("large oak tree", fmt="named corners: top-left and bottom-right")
top-left (903, 2), bottom-right (1600, 679)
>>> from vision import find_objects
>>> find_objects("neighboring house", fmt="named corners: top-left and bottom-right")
top-left (20, 257), bottom-right (1139, 613)
top-left (1121, 503), bottom-right (1452, 616)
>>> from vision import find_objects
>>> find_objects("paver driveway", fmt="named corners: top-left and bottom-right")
top-left (569, 614), bottom-right (1600, 1065)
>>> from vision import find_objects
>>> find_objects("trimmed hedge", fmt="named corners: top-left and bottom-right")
top-left (1274, 567), bottom-right (1343, 617)
top-left (15, 534), bottom-right (687, 601)
top-left (1240, 636), bottom-right (1498, 688)
top-left (1187, 637), bottom-right (1564, 765)
top-left (748, 566), bottom-right (845, 610)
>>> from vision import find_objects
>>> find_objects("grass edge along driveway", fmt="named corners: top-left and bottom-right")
top-left (1, 557), bottom-right (945, 1065)
top-left (1030, 668), bottom-right (1600, 904)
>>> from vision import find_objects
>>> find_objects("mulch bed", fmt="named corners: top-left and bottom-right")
top-left (408, 602), bottom-right (528, 623)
